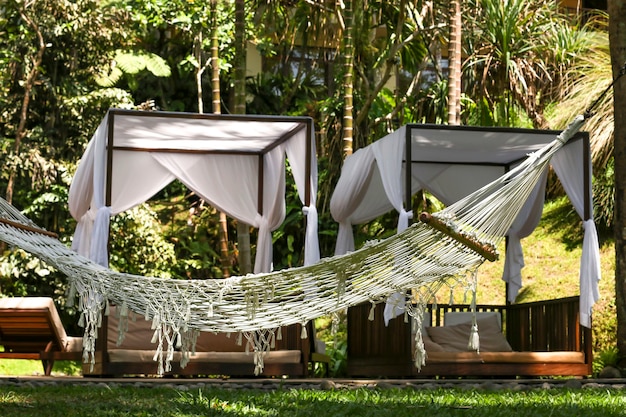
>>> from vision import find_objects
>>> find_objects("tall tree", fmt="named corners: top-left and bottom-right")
top-left (608, 0), bottom-right (626, 363)
top-left (340, 0), bottom-right (354, 157)
top-left (447, 0), bottom-right (462, 125)
top-left (233, 0), bottom-right (252, 274)
top-left (5, 2), bottom-right (46, 205)
top-left (208, 0), bottom-right (232, 278)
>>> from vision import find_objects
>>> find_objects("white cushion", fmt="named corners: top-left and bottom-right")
top-left (444, 311), bottom-right (502, 329)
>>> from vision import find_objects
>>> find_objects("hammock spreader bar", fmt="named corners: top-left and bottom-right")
top-left (0, 217), bottom-right (58, 238)
top-left (419, 212), bottom-right (499, 262)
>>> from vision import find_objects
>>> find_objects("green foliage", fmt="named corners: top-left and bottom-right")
top-left (108, 204), bottom-right (177, 278)
top-left (315, 313), bottom-right (349, 377)
top-left (592, 296), bottom-right (617, 356)
top-left (0, 357), bottom-right (80, 377)
top-left (593, 346), bottom-right (620, 376)
top-left (95, 50), bottom-right (171, 88)
top-left (463, 0), bottom-right (579, 128)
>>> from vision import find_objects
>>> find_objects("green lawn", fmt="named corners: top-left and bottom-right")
top-left (0, 384), bottom-right (625, 417)
top-left (0, 359), bottom-right (81, 377)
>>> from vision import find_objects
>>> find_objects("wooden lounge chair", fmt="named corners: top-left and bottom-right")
top-left (0, 297), bottom-right (83, 376)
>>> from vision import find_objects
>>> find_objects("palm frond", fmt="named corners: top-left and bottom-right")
top-left (548, 21), bottom-right (612, 171)
top-left (95, 50), bottom-right (172, 87)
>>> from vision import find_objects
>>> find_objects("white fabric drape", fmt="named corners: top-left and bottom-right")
top-left (502, 168), bottom-right (548, 302)
top-left (330, 147), bottom-right (377, 255)
top-left (285, 127), bottom-right (320, 266)
top-left (69, 115), bottom-right (111, 266)
top-left (551, 141), bottom-right (600, 328)
top-left (371, 130), bottom-right (414, 324)
top-left (69, 112), bottom-right (318, 274)
top-left (143, 148), bottom-right (287, 274)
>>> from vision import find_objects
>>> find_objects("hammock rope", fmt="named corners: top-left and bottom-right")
top-left (0, 115), bottom-right (586, 375)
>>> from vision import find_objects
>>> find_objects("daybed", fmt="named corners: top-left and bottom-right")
top-left (0, 297), bottom-right (83, 376)
top-left (83, 305), bottom-right (329, 377)
top-left (347, 296), bottom-right (592, 378)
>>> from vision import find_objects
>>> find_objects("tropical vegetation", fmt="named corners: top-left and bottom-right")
top-left (0, 0), bottom-right (621, 372)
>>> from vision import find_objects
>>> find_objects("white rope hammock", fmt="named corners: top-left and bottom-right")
top-left (0, 115), bottom-right (586, 375)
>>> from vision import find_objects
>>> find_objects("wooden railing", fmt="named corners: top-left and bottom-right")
top-left (426, 296), bottom-right (590, 353)
top-left (347, 296), bottom-right (592, 377)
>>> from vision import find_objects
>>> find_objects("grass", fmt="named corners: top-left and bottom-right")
top-left (474, 197), bottom-right (609, 304)
top-left (472, 197), bottom-right (616, 354)
top-left (1, 385), bottom-right (626, 417)
top-left (0, 360), bottom-right (81, 377)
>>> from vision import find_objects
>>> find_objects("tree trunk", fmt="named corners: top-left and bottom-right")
top-left (195, 31), bottom-right (205, 114)
top-left (341, 0), bottom-right (354, 157)
top-left (6, 8), bottom-right (46, 205)
top-left (209, 0), bottom-right (231, 278)
top-left (447, 0), bottom-right (462, 125)
top-left (609, 0), bottom-right (626, 362)
top-left (234, 0), bottom-right (252, 274)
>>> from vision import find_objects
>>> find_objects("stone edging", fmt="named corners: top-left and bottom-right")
top-left (1, 377), bottom-right (625, 392)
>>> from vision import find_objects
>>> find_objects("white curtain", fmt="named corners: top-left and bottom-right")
top-left (551, 141), bottom-right (600, 328)
top-left (330, 146), bottom-right (377, 255)
top-left (502, 168), bottom-right (548, 303)
top-left (285, 127), bottom-right (320, 266)
top-left (371, 130), bottom-right (414, 324)
top-left (69, 115), bottom-right (318, 274)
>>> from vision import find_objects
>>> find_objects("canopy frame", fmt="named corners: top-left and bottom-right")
top-left (70, 108), bottom-right (319, 274)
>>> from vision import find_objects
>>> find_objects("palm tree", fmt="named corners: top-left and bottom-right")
top-left (447, 0), bottom-right (462, 125)
top-left (548, 14), bottom-right (613, 173)
top-left (209, 0), bottom-right (232, 278)
top-left (463, 0), bottom-right (578, 128)
top-left (341, 0), bottom-right (355, 157)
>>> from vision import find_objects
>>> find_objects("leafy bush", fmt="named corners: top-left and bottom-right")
top-left (108, 204), bottom-right (177, 278)
top-left (315, 312), bottom-right (348, 377)
top-left (592, 346), bottom-right (620, 376)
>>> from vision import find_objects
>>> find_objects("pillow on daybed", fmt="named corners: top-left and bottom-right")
top-left (426, 314), bottom-right (513, 352)
top-left (422, 332), bottom-right (445, 352)
top-left (411, 312), bottom-right (445, 352)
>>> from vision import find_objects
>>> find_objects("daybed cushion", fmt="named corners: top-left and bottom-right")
top-left (108, 349), bottom-right (302, 364)
top-left (411, 312), bottom-right (445, 352)
top-left (106, 308), bottom-right (157, 350)
top-left (444, 311), bottom-right (501, 328)
top-left (426, 314), bottom-right (513, 352)
top-left (107, 307), bottom-right (249, 353)
top-left (425, 351), bottom-right (585, 364)
top-left (106, 305), bottom-right (302, 364)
